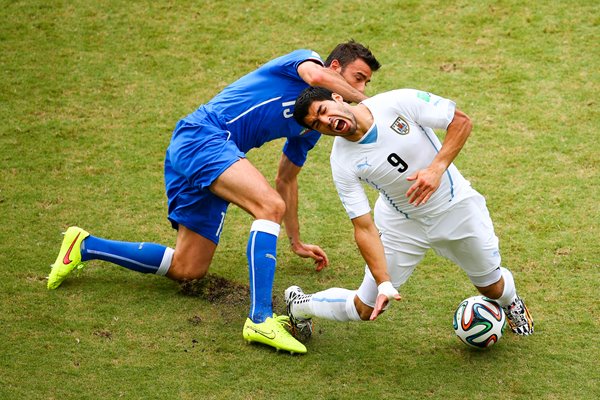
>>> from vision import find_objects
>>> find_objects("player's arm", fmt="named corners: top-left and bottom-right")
top-left (406, 109), bottom-right (472, 205)
top-left (351, 213), bottom-right (401, 320)
top-left (275, 153), bottom-right (329, 271)
top-left (297, 60), bottom-right (367, 103)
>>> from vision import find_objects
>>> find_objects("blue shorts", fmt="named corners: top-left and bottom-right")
top-left (164, 119), bottom-right (245, 244)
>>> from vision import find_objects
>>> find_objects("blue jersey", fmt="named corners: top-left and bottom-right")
top-left (182, 49), bottom-right (323, 166)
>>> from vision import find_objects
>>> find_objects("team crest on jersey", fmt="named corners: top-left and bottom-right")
top-left (390, 116), bottom-right (410, 135)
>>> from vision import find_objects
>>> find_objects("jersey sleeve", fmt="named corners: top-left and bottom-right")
top-left (282, 130), bottom-right (321, 167)
top-left (276, 49), bottom-right (325, 167)
top-left (272, 49), bottom-right (324, 79)
top-left (392, 89), bottom-right (456, 129)
top-left (330, 152), bottom-right (371, 220)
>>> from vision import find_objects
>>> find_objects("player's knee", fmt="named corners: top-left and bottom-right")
top-left (269, 195), bottom-right (286, 221)
top-left (358, 308), bottom-right (375, 321)
top-left (355, 301), bottom-right (375, 321)
top-left (167, 259), bottom-right (210, 281)
top-left (255, 194), bottom-right (286, 222)
top-left (476, 279), bottom-right (504, 299)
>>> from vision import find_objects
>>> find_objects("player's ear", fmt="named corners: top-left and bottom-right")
top-left (332, 92), bottom-right (344, 103)
top-left (329, 59), bottom-right (342, 73)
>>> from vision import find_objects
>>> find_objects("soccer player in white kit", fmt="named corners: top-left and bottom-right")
top-left (286, 86), bottom-right (534, 341)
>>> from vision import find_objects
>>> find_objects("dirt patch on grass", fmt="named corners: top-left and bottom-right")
top-left (178, 274), bottom-right (283, 311)
top-left (178, 274), bottom-right (249, 306)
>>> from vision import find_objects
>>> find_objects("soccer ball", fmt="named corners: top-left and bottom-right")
top-left (453, 295), bottom-right (506, 349)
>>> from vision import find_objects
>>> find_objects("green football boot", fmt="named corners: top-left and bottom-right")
top-left (47, 226), bottom-right (90, 289)
top-left (243, 314), bottom-right (307, 354)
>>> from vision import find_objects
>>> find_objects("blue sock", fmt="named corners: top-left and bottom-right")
top-left (81, 235), bottom-right (174, 275)
top-left (247, 220), bottom-right (280, 323)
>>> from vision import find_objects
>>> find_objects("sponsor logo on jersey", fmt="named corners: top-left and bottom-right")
top-left (356, 157), bottom-right (372, 169)
top-left (417, 91), bottom-right (431, 102)
top-left (390, 116), bottom-right (410, 135)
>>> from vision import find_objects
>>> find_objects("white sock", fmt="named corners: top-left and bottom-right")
top-left (496, 267), bottom-right (517, 307)
top-left (294, 288), bottom-right (361, 321)
top-left (156, 247), bottom-right (174, 276)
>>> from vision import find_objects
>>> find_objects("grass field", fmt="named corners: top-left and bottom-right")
top-left (1, 0), bottom-right (598, 399)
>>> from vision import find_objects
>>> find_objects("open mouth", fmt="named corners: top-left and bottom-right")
top-left (333, 119), bottom-right (347, 132)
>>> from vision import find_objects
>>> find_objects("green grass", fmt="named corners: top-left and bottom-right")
top-left (1, 0), bottom-right (598, 399)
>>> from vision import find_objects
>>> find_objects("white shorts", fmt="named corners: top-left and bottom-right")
top-left (357, 194), bottom-right (502, 307)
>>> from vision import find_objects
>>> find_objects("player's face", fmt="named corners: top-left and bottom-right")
top-left (336, 58), bottom-right (373, 93)
top-left (303, 95), bottom-right (358, 138)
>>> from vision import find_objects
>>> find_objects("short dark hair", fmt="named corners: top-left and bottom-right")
top-left (325, 40), bottom-right (381, 72)
top-left (293, 87), bottom-right (334, 129)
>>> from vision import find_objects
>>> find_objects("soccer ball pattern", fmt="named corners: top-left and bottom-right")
top-left (453, 295), bottom-right (506, 349)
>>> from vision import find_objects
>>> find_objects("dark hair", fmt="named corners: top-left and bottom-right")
top-left (325, 40), bottom-right (381, 72)
top-left (293, 87), bottom-right (335, 129)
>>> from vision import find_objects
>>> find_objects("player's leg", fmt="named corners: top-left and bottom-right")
top-left (286, 285), bottom-right (362, 322)
top-left (210, 158), bottom-right (305, 353)
top-left (49, 227), bottom-right (216, 288)
top-left (48, 226), bottom-right (175, 289)
top-left (287, 199), bottom-right (426, 323)
top-left (48, 150), bottom-right (225, 289)
top-left (469, 266), bottom-right (533, 335)
top-left (351, 198), bottom-right (427, 320)
top-left (166, 224), bottom-right (217, 281)
top-left (81, 235), bottom-right (174, 274)
top-left (286, 256), bottom-right (418, 325)
top-left (59, 182), bottom-right (225, 284)
top-left (353, 247), bottom-right (420, 321)
top-left (431, 195), bottom-right (534, 335)
top-left (210, 158), bottom-right (286, 323)
top-left (166, 153), bottom-right (287, 302)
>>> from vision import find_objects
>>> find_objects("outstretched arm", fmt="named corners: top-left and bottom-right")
top-left (297, 60), bottom-right (367, 103)
top-left (406, 109), bottom-right (473, 206)
top-left (275, 153), bottom-right (329, 271)
top-left (351, 213), bottom-right (401, 320)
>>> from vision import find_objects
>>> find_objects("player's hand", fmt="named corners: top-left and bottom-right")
top-left (292, 242), bottom-right (329, 271)
top-left (406, 167), bottom-right (443, 206)
top-left (369, 281), bottom-right (401, 321)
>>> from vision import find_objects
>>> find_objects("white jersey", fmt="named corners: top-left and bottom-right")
top-left (331, 89), bottom-right (476, 220)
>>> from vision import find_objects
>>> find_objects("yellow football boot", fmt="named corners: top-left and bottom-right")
top-left (243, 314), bottom-right (307, 354)
top-left (47, 226), bottom-right (90, 289)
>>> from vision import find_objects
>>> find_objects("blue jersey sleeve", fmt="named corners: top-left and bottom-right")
top-left (270, 49), bottom-right (323, 80)
top-left (282, 130), bottom-right (321, 167)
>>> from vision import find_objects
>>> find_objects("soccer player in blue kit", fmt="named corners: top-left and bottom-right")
top-left (48, 41), bottom-right (381, 354)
